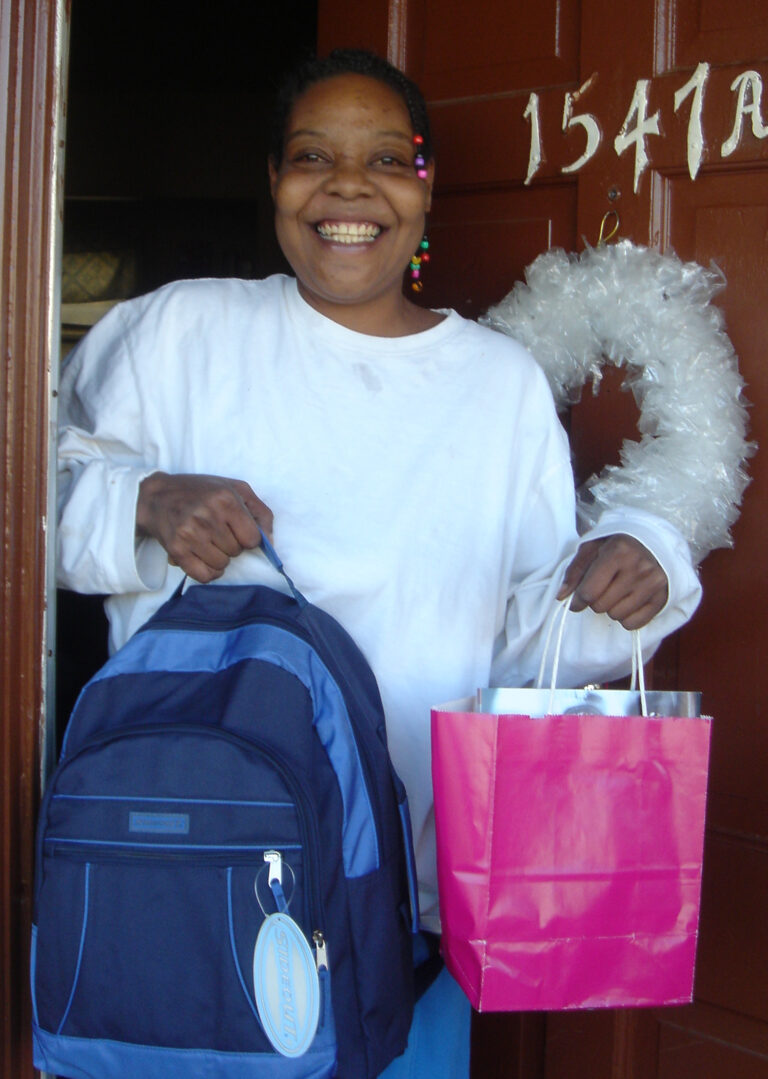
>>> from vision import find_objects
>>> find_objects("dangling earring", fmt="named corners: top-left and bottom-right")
top-left (410, 236), bottom-right (430, 293)
top-left (411, 137), bottom-right (431, 293)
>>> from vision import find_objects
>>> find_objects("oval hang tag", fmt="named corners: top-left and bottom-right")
top-left (253, 912), bottom-right (320, 1058)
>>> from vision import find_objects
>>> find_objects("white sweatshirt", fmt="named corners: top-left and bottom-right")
top-left (57, 274), bottom-right (701, 929)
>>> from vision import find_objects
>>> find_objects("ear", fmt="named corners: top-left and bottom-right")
top-left (423, 159), bottom-right (435, 213)
top-left (267, 157), bottom-right (279, 199)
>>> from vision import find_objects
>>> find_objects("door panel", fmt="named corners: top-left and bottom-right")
top-left (657, 1002), bottom-right (768, 1077)
top-left (663, 161), bottom-right (768, 1045)
top-left (317, 1), bottom-right (768, 1075)
top-left (417, 0), bottom-right (581, 319)
top-left (427, 90), bottom-right (575, 192)
top-left (427, 185), bottom-right (577, 319)
top-left (672, 0), bottom-right (768, 65)
top-left (657, 1020), bottom-right (768, 1079)
top-left (416, 0), bottom-right (579, 99)
top-left (697, 834), bottom-right (768, 1021)
top-left (667, 172), bottom-right (768, 824)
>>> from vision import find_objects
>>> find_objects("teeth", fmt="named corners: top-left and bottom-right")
top-left (316, 222), bottom-right (381, 243)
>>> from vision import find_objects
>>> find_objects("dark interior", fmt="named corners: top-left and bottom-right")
top-left (56, 0), bottom-right (318, 730)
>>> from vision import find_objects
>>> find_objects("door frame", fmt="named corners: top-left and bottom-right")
top-left (1, 0), bottom-right (68, 1073)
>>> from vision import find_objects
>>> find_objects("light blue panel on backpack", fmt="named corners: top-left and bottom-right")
top-left (32, 1025), bottom-right (337, 1079)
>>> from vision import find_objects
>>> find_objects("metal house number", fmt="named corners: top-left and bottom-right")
top-left (524, 63), bottom-right (768, 189)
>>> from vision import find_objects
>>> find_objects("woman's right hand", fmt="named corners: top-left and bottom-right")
top-left (136, 472), bottom-right (274, 583)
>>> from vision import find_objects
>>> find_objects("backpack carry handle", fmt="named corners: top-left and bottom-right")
top-left (175, 529), bottom-right (307, 608)
top-left (258, 529), bottom-right (307, 608)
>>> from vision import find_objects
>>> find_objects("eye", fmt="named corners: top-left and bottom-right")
top-left (290, 149), bottom-right (330, 167)
top-left (371, 153), bottom-right (411, 169)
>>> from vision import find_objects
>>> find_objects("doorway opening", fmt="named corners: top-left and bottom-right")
top-left (56, 0), bottom-right (318, 731)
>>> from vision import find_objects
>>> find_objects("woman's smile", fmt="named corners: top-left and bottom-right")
top-left (315, 220), bottom-right (382, 244)
top-left (268, 73), bottom-right (436, 335)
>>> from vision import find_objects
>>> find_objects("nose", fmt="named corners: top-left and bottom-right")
top-left (323, 157), bottom-right (375, 198)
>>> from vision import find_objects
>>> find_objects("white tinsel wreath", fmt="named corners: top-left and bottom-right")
top-left (482, 240), bottom-right (755, 564)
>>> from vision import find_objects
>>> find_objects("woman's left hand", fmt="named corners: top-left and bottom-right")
top-left (557, 534), bottom-right (669, 630)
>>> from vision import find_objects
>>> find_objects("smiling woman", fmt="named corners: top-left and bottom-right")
top-left (268, 71), bottom-right (439, 335)
top-left (53, 46), bottom-right (702, 1079)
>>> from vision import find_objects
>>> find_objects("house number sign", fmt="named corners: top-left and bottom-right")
top-left (524, 63), bottom-right (768, 190)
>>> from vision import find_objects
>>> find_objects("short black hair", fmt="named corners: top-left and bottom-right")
top-left (269, 48), bottom-right (433, 166)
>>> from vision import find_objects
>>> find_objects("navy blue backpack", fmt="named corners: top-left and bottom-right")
top-left (32, 540), bottom-right (418, 1078)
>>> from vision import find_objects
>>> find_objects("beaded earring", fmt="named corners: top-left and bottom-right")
top-left (410, 236), bottom-right (430, 293)
top-left (411, 137), bottom-right (431, 292)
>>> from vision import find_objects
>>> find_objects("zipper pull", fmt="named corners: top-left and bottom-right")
top-left (264, 849), bottom-right (282, 886)
top-left (264, 850), bottom-right (288, 913)
top-left (313, 930), bottom-right (329, 972)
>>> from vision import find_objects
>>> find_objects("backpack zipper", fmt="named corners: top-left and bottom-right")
top-left (40, 722), bottom-right (326, 941)
top-left (132, 608), bottom-right (388, 863)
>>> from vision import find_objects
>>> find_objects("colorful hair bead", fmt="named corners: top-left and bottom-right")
top-left (413, 135), bottom-right (429, 179)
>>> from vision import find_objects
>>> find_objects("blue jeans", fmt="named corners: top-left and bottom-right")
top-left (379, 939), bottom-right (471, 1079)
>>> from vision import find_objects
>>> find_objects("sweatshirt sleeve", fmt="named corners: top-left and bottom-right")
top-left (491, 379), bottom-right (702, 690)
top-left (57, 303), bottom-right (169, 596)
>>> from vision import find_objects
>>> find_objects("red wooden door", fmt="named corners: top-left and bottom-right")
top-left (320, 2), bottom-right (768, 1076)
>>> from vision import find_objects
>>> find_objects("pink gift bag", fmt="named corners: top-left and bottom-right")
top-left (431, 627), bottom-right (711, 1012)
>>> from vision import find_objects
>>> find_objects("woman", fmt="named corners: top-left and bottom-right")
top-left (57, 49), bottom-right (701, 1078)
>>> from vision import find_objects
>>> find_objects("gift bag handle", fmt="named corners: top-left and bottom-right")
top-left (537, 595), bottom-right (648, 717)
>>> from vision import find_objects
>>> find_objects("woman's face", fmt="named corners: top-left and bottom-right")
top-left (269, 74), bottom-right (434, 327)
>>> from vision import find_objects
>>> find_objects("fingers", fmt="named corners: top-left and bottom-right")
top-left (137, 472), bottom-right (274, 583)
top-left (168, 548), bottom-right (229, 585)
top-left (556, 540), bottom-right (601, 606)
top-left (608, 589), bottom-right (669, 631)
top-left (558, 534), bottom-right (669, 630)
top-left (229, 480), bottom-right (274, 544)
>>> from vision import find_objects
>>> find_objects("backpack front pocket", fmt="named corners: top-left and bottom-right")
top-left (32, 727), bottom-right (325, 1055)
top-left (36, 838), bottom-right (314, 1051)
